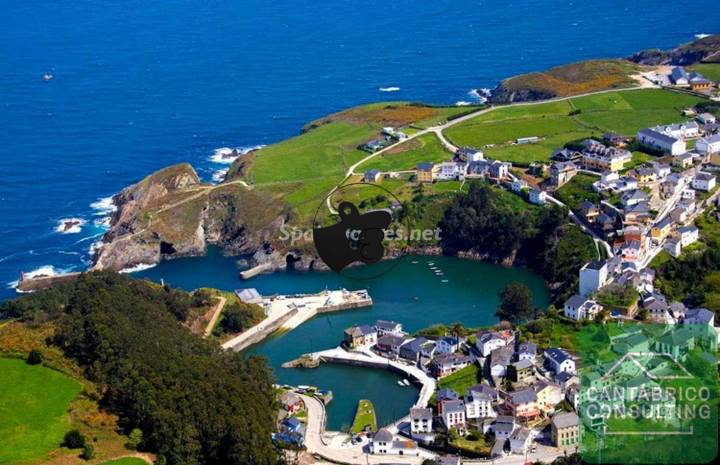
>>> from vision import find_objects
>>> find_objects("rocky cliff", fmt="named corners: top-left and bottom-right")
top-left (92, 163), bottom-right (289, 271)
top-left (628, 35), bottom-right (720, 66)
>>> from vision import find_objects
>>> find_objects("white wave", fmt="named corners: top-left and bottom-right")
top-left (90, 196), bottom-right (116, 216)
top-left (455, 101), bottom-right (472, 106)
top-left (379, 86), bottom-right (400, 92)
top-left (212, 168), bottom-right (229, 183)
top-left (209, 145), bottom-right (265, 165)
top-left (8, 265), bottom-right (72, 290)
top-left (119, 262), bottom-right (157, 274)
top-left (55, 218), bottom-right (86, 234)
top-left (74, 231), bottom-right (105, 244)
top-left (89, 240), bottom-right (104, 256)
top-left (93, 216), bottom-right (112, 229)
top-left (468, 89), bottom-right (488, 104)
top-left (695, 33), bottom-right (711, 39)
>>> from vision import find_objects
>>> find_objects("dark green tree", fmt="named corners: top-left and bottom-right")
top-left (496, 282), bottom-right (534, 323)
top-left (27, 349), bottom-right (43, 365)
top-left (63, 430), bottom-right (86, 449)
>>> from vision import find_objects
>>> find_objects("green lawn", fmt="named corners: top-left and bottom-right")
top-left (555, 173), bottom-right (601, 211)
top-left (443, 89), bottom-right (705, 166)
top-left (0, 358), bottom-right (83, 464)
top-left (437, 364), bottom-right (480, 395)
top-left (689, 63), bottom-right (720, 82)
top-left (350, 399), bottom-right (377, 433)
top-left (99, 459), bottom-right (149, 465)
top-left (358, 132), bottom-right (451, 172)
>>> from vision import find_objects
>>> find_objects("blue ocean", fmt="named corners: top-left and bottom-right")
top-left (0, 0), bottom-right (717, 299)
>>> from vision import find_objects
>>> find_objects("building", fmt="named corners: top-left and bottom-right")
top-left (489, 160), bottom-right (510, 179)
top-left (564, 294), bottom-right (602, 321)
top-left (650, 217), bottom-right (673, 243)
top-left (441, 399), bottom-right (467, 432)
top-left (621, 189), bottom-right (649, 208)
top-left (416, 163), bottom-right (435, 183)
top-left (235, 288), bottom-right (262, 304)
top-left (430, 353), bottom-right (471, 378)
top-left (544, 348), bottom-right (576, 374)
top-left (503, 388), bottom-right (540, 420)
top-left (280, 391), bottom-right (303, 414)
top-left (637, 128), bottom-right (686, 155)
top-left (511, 179), bottom-right (527, 193)
top-left (509, 359), bottom-right (535, 384)
top-left (457, 147), bottom-right (484, 162)
top-left (665, 237), bottom-right (682, 258)
top-left (517, 136), bottom-right (540, 144)
top-left (579, 260), bottom-right (608, 297)
top-left (692, 172), bottom-right (716, 191)
top-left (534, 382), bottom-right (564, 414)
top-left (364, 169), bottom-right (382, 183)
top-left (529, 189), bottom-right (547, 205)
top-left (673, 152), bottom-right (695, 169)
top-left (652, 121), bottom-right (700, 140)
top-left (436, 161), bottom-right (466, 181)
top-left (410, 407), bottom-right (433, 435)
top-left (582, 140), bottom-right (632, 171)
top-left (683, 307), bottom-right (715, 326)
top-left (476, 330), bottom-right (509, 357)
top-left (517, 341), bottom-right (538, 363)
top-left (375, 320), bottom-right (403, 337)
top-left (399, 337), bottom-right (434, 363)
top-left (699, 134), bottom-right (720, 156)
top-left (436, 336), bottom-right (461, 354)
top-left (344, 325), bottom-right (377, 349)
top-left (580, 201), bottom-right (600, 222)
top-left (552, 412), bottom-right (579, 448)
top-left (493, 415), bottom-right (516, 440)
top-left (372, 428), bottom-right (420, 456)
top-left (509, 427), bottom-right (532, 455)
top-left (489, 344), bottom-right (514, 378)
top-left (376, 334), bottom-right (408, 354)
top-left (551, 161), bottom-right (577, 187)
top-left (465, 388), bottom-right (496, 419)
top-left (678, 225), bottom-right (699, 247)
top-left (671, 66), bottom-right (690, 86)
top-left (697, 113), bottom-right (717, 125)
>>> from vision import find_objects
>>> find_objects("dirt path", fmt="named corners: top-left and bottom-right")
top-left (203, 296), bottom-right (227, 338)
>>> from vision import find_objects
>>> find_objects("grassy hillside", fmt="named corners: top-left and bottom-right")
top-left (444, 89), bottom-right (705, 166)
top-left (689, 63), bottom-right (720, 82)
top-left (0, 358), bottom-right (82, 464)
top-left (358, 132), bottom-right (451, 172)
top-left (491, 60), bottom-right (641, 102)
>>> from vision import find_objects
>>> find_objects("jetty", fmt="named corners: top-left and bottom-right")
top-left (287, 346), bottom-right (436, 409)
top-left (222, 289), bottom-right (372, 352)
top-left (239, 262), bottom-right (274, 279)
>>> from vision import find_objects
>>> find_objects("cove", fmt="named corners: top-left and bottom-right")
top-left (134, 247), bottom-right (549, 429)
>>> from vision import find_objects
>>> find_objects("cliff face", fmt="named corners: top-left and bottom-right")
top-left (628, 35), bottom-right (720, 65)
top-left (92, 164), bottom-right (287, 271)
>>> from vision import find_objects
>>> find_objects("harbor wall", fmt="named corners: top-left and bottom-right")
top-left (227, 307), bottom-right (299, 352)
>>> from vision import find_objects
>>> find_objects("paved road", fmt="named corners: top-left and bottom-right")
top-left (546, 194), bottom-right (614, 258)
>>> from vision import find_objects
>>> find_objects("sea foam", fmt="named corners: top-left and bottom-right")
top-left (8, 265), bottom-right (72, 290)
top-left (209, 145), bottom-right (265, 165)
top-left (90, 196), bottom-right (117, 216)
top-left (379, 86), bottom-right (401, 92)
top-left (55, 218), bottom-right (86, 234)
top-left (119, 262), bottom-right (157, 274)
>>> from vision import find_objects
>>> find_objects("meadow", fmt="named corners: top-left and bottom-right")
top-left (0, 358), bottom-right (82, 464)
top-left (358, 133), bottom-right (451, 172)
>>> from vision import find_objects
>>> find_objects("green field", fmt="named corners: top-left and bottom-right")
top-left (350, 399), bottom-right (377, 433)
top-left (689, 63), bottom-right (720, 82)
top-left (99, 458), bottom-right (149, 465)
top-left (437, 364), bottom-right (480, 395)
top-left (0, 358), bottom-right (83, 464)
top-left (444, 89), bottom-right (705, 165)
top-left (555, 173), bottom-right (601, 211)
top-left (358, 132), bottom-right (451, 172)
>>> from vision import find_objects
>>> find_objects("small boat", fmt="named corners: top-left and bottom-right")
top-left (397, 380), bottom-right (405, 386)
top-left (411, 260), bottom-right (418, 264)
top-left (441, 279), bottom-right (449, 283)
top-left (403, 379), bottom-right (411, 386)
top-left (42, 73), bottom-right (54, 81)
top-left (428, 261), bottom-right (434, 266)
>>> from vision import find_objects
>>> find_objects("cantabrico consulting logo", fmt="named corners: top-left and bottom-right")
top-left (578, 322), bottom-right (718, 464)
top-left (306, 182), bottom-right (436, 279)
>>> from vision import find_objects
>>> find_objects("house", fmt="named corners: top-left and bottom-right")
top-left (650, 217), bottom-right (673, 243)
top-left (579, 201), bottom-right (600, 222)
top-left (467, 383), bottom-right (499, 403)
top-left (344, 325), bottom-right (377, 349)
top-left (630, 166), bottom-right (656, 184)
top-left (624, 202), bottom-right (652, 223)
top-left (552, 147), bottom-right (582, 163)
top-left (529, 189), bottom-right (547, 205)
top-left (509, 359), bottom-right (535, 384)
top-left (534, 382), bottom-right (563, 414)
top-left (579, 260), bottom-right (609, 297)
top-left (436, 336), bottom-right (462, 354)
top-left (489, 160), bottom-right (510, 179)
top-left (436, 161), bottom-right (466, 181)
top-left (621, 240), bottom-right (642, 261)
top-left (235, 288), bottom-right (262, 304)
top-left (511, 179), bottom-right (527, 193)
top-left (544, 348), bottom-right (576, 375)
top-left (364, 169), bottom-right (382, 183)
top-left (682, 188), bottom-right (696, 200)
top-left (689, 72), bottom-right (713, 91)
top-left (683, 307), bottom-right (715, 326)
top-left (489, 344), bottom-right (515, 378)
top-left (517, 341), bottom-right (538, 363)
top-left (362, 139), bottom-right (388, 153)
top-left (665, 238), bottom-right (682, 258)
top-left (376, 334), bottom-right (408, 354)
top-left (457, 147), bottom-right (484, 162)
top-left (697, 113), bottom-right (717, 125)
top-left (399, 337), bottom-right (430, 363)
top-left (652, 121), bottom-right (700, 140)
top-left (372, 428), bottom-right (419, 455)
top-left (476, 330), bottom-right (509, 357)
top-left (654, 328), bottom-right (695, 360)
top-left (430, 353), bottom-right (471, 378)
top-left (678, 225), bottom-right (699, 247)
top-left (603, 132), bottom-right (630, 147)
top-left (612, 331), bottom-right (650, 354)
top-left (493, 415), bottom-right (516, 441)
top-left (551, 161), bottom-right (577, 187)
top-left (441, 399), bottom-right (467, 432)
top-left (416, 163), bottom-right (435, 183)
top-left (375, 320), bottom-right (403, 337)
top-left (280, 391), bottom-right (303, 414)
top-left (438, 456), bottom-right (462, 465)
top-left (275, 417), bottom-right (305, 446)
top-left (552, 412), bottom-right (579, 448)
top-left (503, 388), bottom-right (540, 421)
top-left (563, 294), bottom-right (602, 321)
top-left (692, 172), bottom-right (716, 191)
top-left (465, 387), bottom-right (496, 419)
top-left (637, 128), bottom-right (686, 155)
top-left (673, 152), bottom-right (695, 169)
top-left (410, 407), bottom-right (433, 436)
top-left (671, 66), bottom-right (690, 86)
top-left (509, 427), bottom-right (532, 455)
top-left (621, 189), bottom-right (649, 208)
top-left (698, 134), bottom-right (720, 156)
top-left (581, 140), bottom-right (632, 171)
